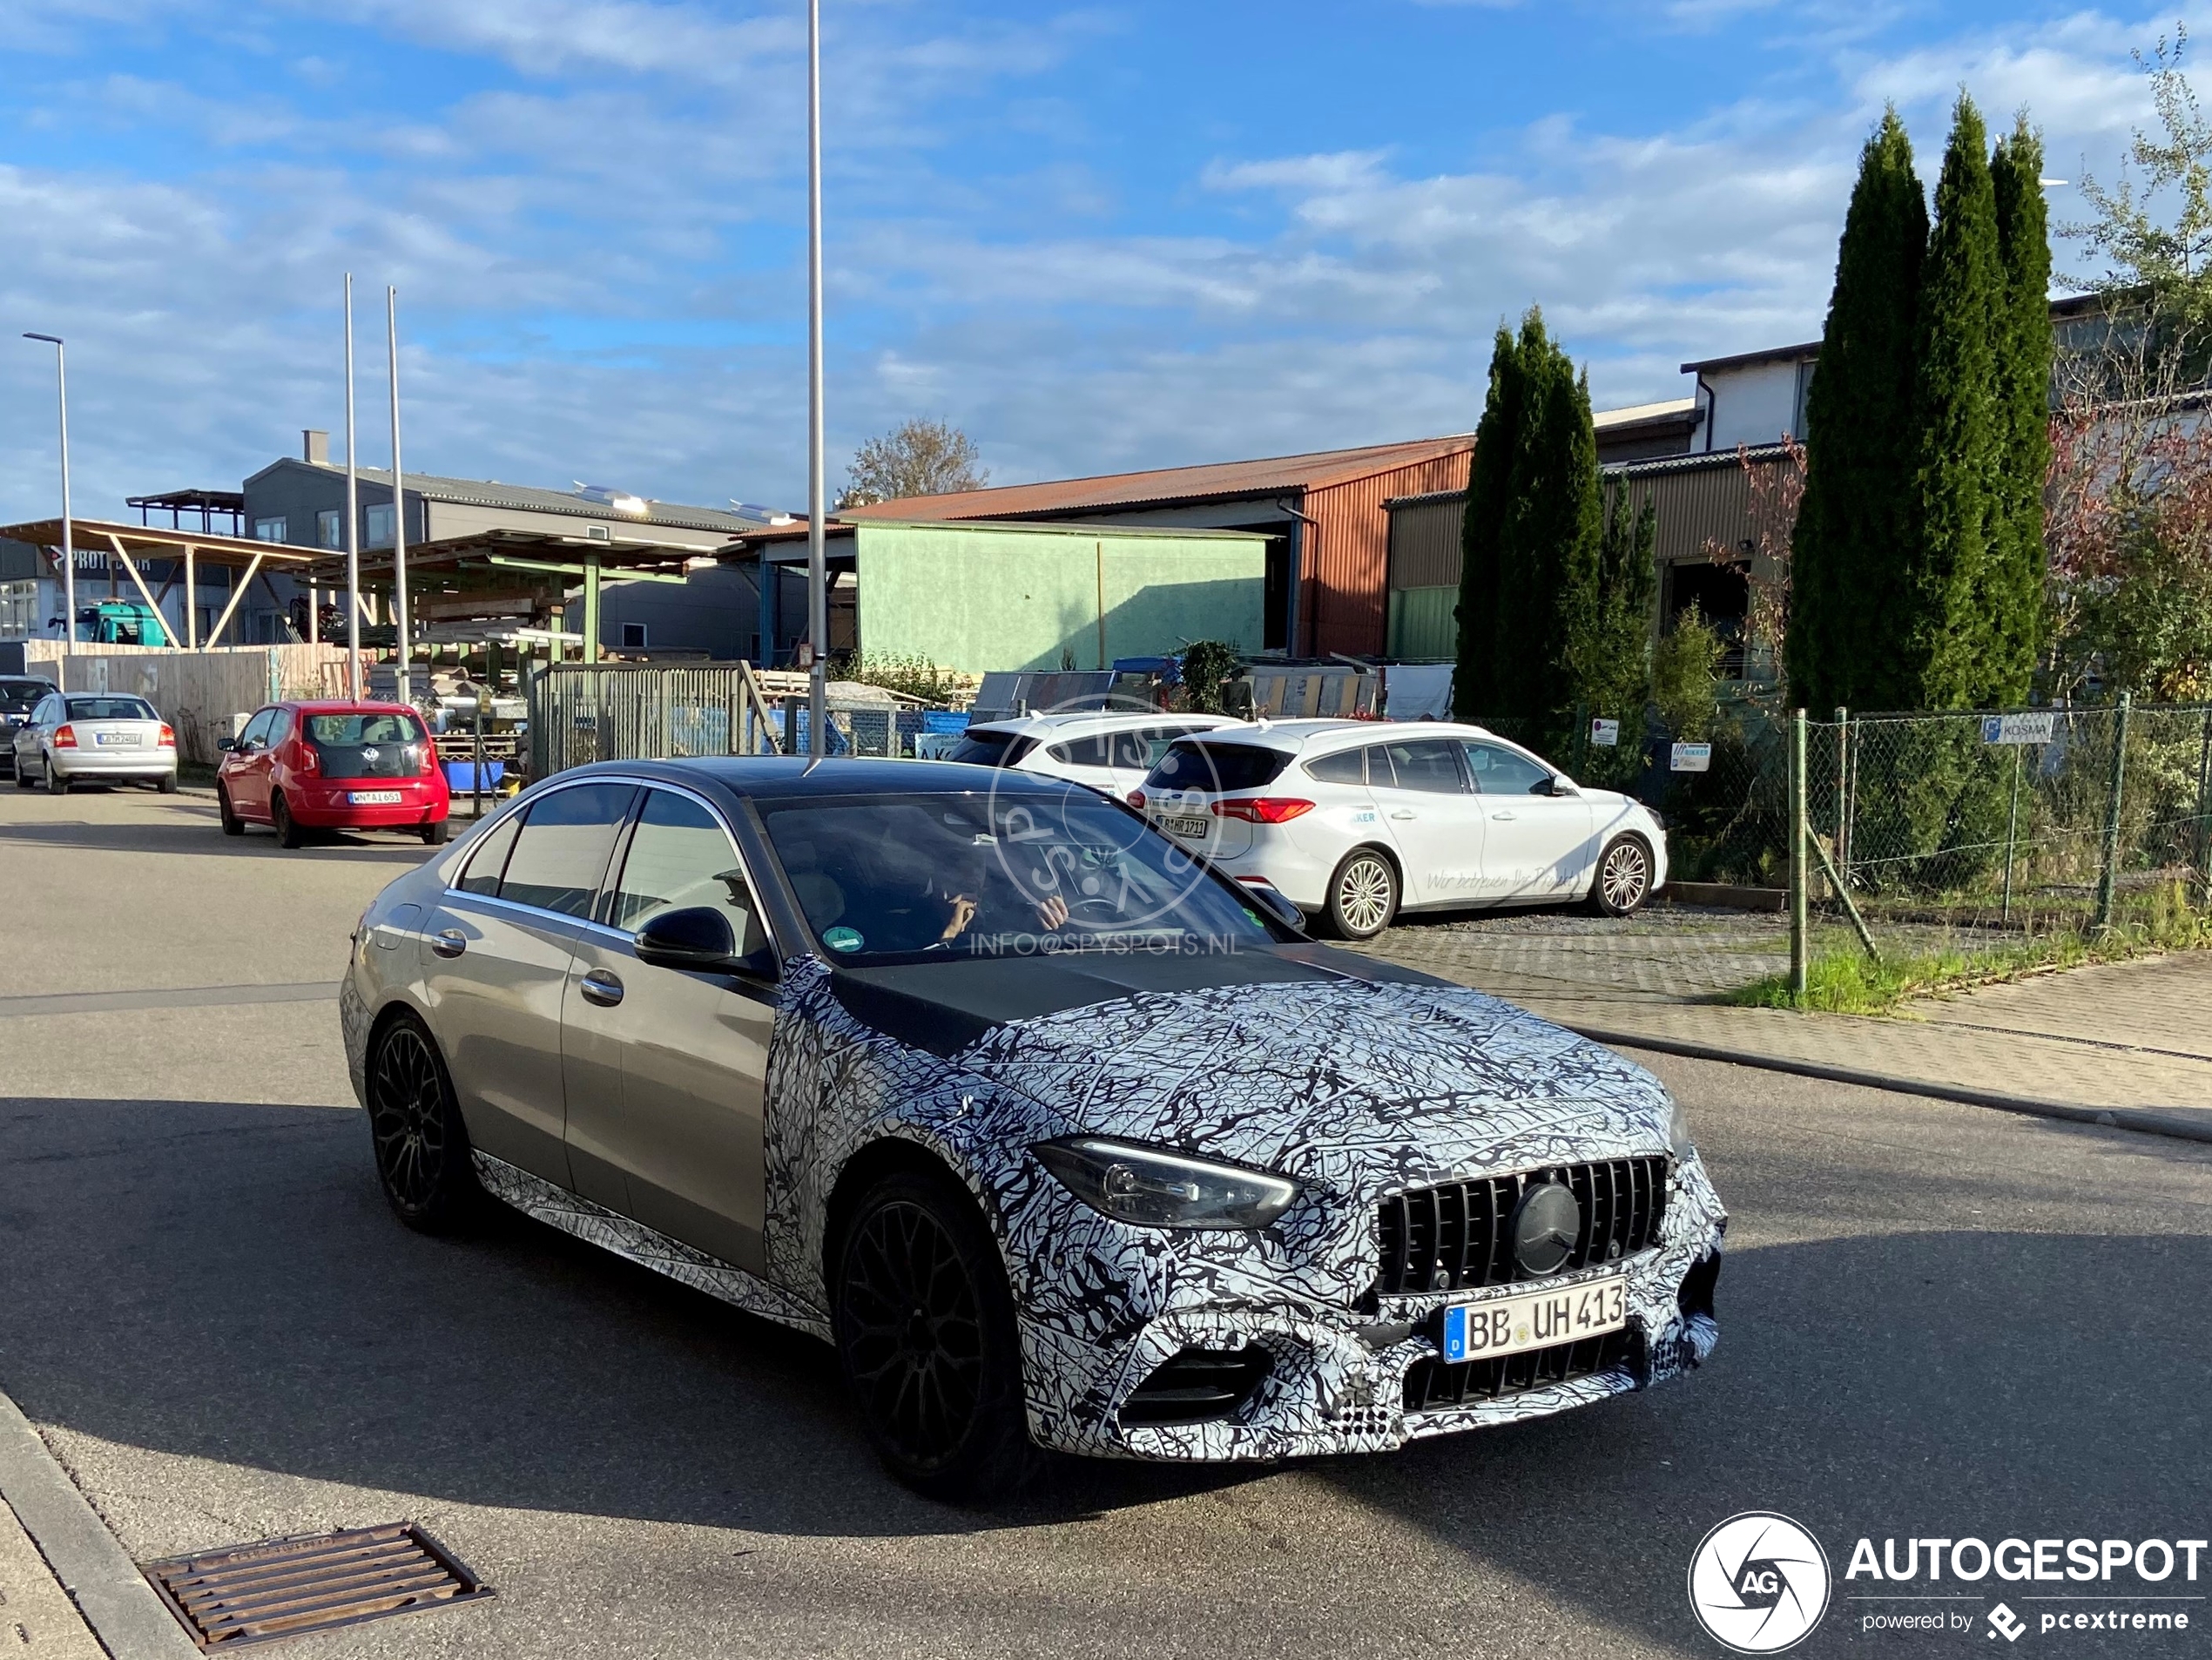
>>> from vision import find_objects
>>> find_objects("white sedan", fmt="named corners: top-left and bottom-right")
top-left (11, 692), bottom-right (179, 795)
top-left (947, 710), bottom-right (1243, 802)
top-left (1133, 719), bottom-right (1667, 938)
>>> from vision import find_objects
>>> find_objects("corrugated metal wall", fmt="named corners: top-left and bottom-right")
top-left (1305, 449), bottom-right (1470, 657)
top-left (1386, 495), bottom-right (1463, 590)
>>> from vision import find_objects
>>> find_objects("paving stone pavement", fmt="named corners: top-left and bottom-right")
top-left (1356, 906), bottom-right (2212, 1133)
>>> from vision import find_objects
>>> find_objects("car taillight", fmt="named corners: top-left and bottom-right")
top-left (419, 740), bottom-right (437, 777)
top-left (1211, 797), bottom-right (1313, 824)
top-left (158, 723), bottom-right (174, 747)
top-left (1126, 789), bottom-right (1146, 810)
top-left (294, 742), bottom-right (319, 775)
top-left (51, 724), bottom-right (76, 749)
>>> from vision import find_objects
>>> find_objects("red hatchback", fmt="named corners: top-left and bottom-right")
top-left (217, 700), bottom-right (451, 847)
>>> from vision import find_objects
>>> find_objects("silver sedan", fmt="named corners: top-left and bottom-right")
top-left (11, 692), bottom-right (179, 794)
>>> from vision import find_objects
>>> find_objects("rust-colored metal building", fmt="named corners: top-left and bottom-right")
top-left (840, 435), bottom-right (1473, 658)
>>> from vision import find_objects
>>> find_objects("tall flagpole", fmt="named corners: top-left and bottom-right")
top-left (344, 275), bottom-right (362, 702)
top-left (806, 0), bottom-right (827, 754)
top-left (388, 286), bottom-right (412, 706)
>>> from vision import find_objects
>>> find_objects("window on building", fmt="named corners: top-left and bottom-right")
top-left (317, 509), bottom-right (341, 550)
top-left (365, 503), bottom-right (395, 547)
top-left (253, 517), bottom-right (287, 543)
top-left (622, 622), bottom-right (649, 650)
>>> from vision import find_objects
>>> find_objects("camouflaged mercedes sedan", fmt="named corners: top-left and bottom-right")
top-left (342, 757), bottom-right (1726, 1501)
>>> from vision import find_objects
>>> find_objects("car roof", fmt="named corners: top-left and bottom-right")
top-left (1163, 719), bottom-right (1501, 756)
top-left (283, 700), bottom-right (423, 714)
top-left (967, 711), bottom-right (1238, 737)
top-left (556, 755), bottom-right (1090, 801)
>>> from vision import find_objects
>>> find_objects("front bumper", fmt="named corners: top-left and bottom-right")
top-left (1015, 1151), bottom-right (1726, 1462)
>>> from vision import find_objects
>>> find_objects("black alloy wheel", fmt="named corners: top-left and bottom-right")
top-left (1323, 847), bottom-right (1398, 940)
top-left (368, 1016), bottom-right (479, 1232)
top-left (833, 1171), bottom-right (1034, 1503)
top-left (273, 791), bottom-right (306, 849)
top-left (217, 786), bottom-right (243, 835)
top-left (1588, 833), bottom-right (1654, 917)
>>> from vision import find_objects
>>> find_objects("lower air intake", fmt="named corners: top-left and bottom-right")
top-left (1120, 1346), bottom-right (1273, 1427)
top-left (1402, 1328), bottom-right (1637, 1414)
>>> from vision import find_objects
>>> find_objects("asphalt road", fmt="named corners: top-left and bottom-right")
top-left (3, 786), bottom-right (2209, 1657)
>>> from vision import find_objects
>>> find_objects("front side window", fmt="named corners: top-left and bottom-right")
top-left (762, 792), bottom-right (1274, 964)
top-left (238, 709), bottom-right (276, 750)
top-left (266, 707), bottom-right (295, 745)
top-left (64, 696), bottom-right (158, 722)
top-left (611, 789), bottom-right (767, 953)
top-left (1374, 738), bottom-right (1465, 794)
top-left (497, 784), bottom-right (637, 919)
top-left (304, 711), bottom-right (428, 779)
top-left (1463, 741), bottom-right (1554, 795)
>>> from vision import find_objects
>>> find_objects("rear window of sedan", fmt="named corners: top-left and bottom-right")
top-left (1143, 739), bottom-right (1291, 794)
top-left (946, 729), bottom-right (1038, 767)
top-left (1, 678), bottom-right (53, 712)
top-left (64, 697), bottom-right (158, 721)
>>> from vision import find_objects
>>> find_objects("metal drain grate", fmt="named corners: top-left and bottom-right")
top-left (145, 1522), bottom-right (493, 1649)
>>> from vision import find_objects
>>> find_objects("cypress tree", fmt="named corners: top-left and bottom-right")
top-left (1456, 309), bottom-right (1601, 735)
top-left (1571, 480), bottom-right (1657, 783)
top-left (1455, 326), bottom-right (1523, 717)
top-left (1987, 116), bottom-right (2054, 705)
top-left (1904, 92), bottom-right (2006, 710)
top-left (1789, 107), bottom-right (1926, 713)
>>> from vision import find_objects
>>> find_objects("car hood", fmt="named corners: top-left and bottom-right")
top-left (829, 949), bottom-right (1669, 1185)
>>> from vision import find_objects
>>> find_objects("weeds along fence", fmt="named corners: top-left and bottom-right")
top-left (528, 663), bottom-right (954, 776)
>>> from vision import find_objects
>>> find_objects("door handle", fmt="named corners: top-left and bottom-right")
top-left (1391, 810), bottom-right (1416, 820)
top-left (579, 968), bottom-right (625, 1007)
top-left (1491, 812), bottom-right (1518, 821)
top-left (431, 928), bottom-right (467, 958)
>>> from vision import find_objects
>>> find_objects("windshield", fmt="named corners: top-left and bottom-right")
top-left (760, 790), bottom-right (1276, 965)
top-left (946, 729), bottom-right (1036, 768)
top-left (1143, 739), bottom-right (1291, 795)
top-left (305, 712), bottom-right (428, 779)
top-left (64, 697), bottom-right (158, 722)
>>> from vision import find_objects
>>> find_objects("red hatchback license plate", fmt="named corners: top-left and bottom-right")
top-left (348, 789), bottom-right (404, 805)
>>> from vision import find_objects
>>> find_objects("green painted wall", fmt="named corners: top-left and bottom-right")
top-left (1387, 584), bottom-right (1458, 660)
top-left (852, 522), bottom-right (1265, 674)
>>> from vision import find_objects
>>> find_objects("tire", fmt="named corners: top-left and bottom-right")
top-left (1588, 833), bottom-right (1655, 917)
top-left (421, 817), bottom-right (450, 846)
top-left (44, 759), bottom-right (68, 796)
top-left (217, 786), bottom-right (244, 836)
top-left (1321, 847), bottom-right (1398, 941)
top-left (273, 791), bottom-right (305, 849)
top-left (12, 759), bottom-right (30, 790)
top-left (367, 1014), bottom-right (481, 1233)
top-left (833, 1168), bottom-right (1035, 1504)
top-left (157, 773), bottom-right (179, 794)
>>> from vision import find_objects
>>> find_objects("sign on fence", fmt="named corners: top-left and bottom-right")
top-left (914, 733), bottom-right (964, 759)
top-left (1588, 718), bottom-right (1620, 748)
top-left (1669, 742), bottom-right (1712, 773)
top-left (1980, 712), bottom-right (2056, 746)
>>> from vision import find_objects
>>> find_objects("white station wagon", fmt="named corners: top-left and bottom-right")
top-left (1134, 719), bottom-right (1669, 938)
top-left (948, 711), bottom-right (1243, 802)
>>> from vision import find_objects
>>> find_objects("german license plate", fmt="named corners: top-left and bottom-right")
top-left (1440, 1274), bottom-right (1626, 1363)
top-left (348, 789), bottom-right (403, 805)
top-left (1163, 814), bottom-right (1210, 839)
top-left (95, 732), bottom-right (144, 746)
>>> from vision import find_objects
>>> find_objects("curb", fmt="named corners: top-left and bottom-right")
top-left (0, 1387), bottom-right (198, 1659)
top-left (1568, 1024), bottom-right (2212, 1146)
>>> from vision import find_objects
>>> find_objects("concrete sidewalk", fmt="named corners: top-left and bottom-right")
top-left (1362, 927), bottom-right (2212, 1140)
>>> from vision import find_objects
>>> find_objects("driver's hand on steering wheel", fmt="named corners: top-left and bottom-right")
top-left (1034, 894), bottom-right (1069, 930)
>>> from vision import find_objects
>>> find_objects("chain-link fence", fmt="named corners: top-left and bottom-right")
top-left (528, 663), bottom-right (961, 777)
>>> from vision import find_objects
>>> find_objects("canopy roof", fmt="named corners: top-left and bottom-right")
top-left (0, 518), bottom-right (321, 570)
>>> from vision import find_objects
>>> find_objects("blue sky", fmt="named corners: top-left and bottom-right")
top-left (0, 0), bottom-right (2188, 520)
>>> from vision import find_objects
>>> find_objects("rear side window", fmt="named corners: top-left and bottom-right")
top-left (1305, 748), bottom-right (1366, 786)
top-left (1144, 740), bottom-right (1291, 794)
top-left (457, 813), bottom-right (523, 896)
top-left (496, 784), bottom-right (637, 918)
top-left (947, 730), bottom-right (1037, 767)
top-left (1046, 734), bottom-right (1110, 767)
top-left (1375, 738), bottom-right (1465, 794)
top-left (64, 697), bottom-right (157, 721)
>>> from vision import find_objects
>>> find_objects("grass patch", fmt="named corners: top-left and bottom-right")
top-left (1732, 881), bottom-right (2212, 1015)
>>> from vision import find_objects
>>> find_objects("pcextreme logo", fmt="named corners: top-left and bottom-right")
top-left (1689, 1512), bottom-right (1834, 1654)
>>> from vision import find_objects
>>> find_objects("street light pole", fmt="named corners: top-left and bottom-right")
top-left (344, 274), bottom-right (362, 702)
top-left (23, 334), bottom-right (73, 657)
top-left (387, 286), bottom-right (412, 706)
top-left (806, 0), bottom-right (827, 755)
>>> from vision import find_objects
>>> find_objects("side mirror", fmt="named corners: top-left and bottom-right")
top-left (216, 736), bottom-right (236, 752)
top-left (1535, 775), bottom-right (1578, 797)
top-left (1241, 879), bottom-right (1305, 934)
top-left (634, 906), bottom-right (779, 982)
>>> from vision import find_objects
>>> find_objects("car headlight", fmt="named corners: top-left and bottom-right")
top-left (1032, 1137), bottom-right (1298, 1231)
top-left (1669, 1100), bottom-right (1696, 1161)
